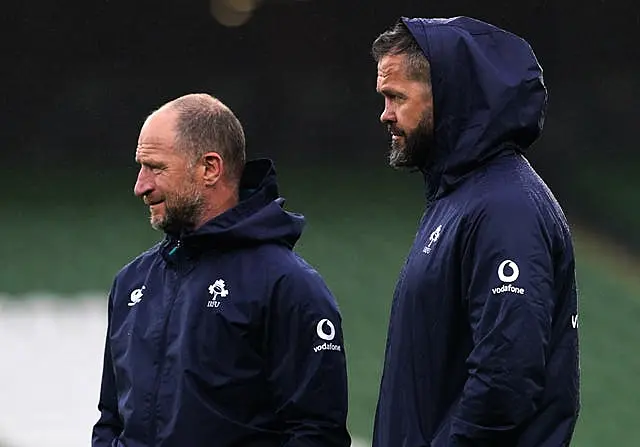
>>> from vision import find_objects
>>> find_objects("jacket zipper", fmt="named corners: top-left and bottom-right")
top-left (149, 239), bottom-right (182, 445)
top-left (168, 240), bottom-right (181, 257)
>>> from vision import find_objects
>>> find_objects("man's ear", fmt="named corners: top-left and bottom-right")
top-left (202, 152), bottom-right (223, 186)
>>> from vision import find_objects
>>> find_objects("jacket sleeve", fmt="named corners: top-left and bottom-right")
top-left (267, 264), bottom-right (351, 447)
top-left (432, 197), bottom-right (556, 446)
top-left (92, 288), bottom-right (122, 446)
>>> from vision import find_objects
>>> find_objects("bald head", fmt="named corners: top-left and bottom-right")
top-left (157, 93), bottom-right (246, 182)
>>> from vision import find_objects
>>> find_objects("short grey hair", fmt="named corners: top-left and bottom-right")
top-left (169, 93), bottom-right (246, 182)
top-left (372, 19), bottom-right (431, 84)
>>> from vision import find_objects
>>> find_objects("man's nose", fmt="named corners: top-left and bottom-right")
top-left (380, 104), bottom-right (395, 124)
top-left (134, 168), bottom-right (153, 198)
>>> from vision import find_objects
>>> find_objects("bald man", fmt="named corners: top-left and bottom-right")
top-left (92, 94), bottom-right (351, 447)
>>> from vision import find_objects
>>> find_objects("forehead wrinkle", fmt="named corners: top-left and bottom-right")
top-left (135, 142), bottom-right (164, 162)
top-left (378, 61), bottom-right (401, 77)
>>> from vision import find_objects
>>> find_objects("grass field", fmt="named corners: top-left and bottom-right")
top-left (1, 165), bottom-right (639, 445)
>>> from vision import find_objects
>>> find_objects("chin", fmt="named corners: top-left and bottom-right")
top-left (150, 213), bottom-right (167, 231)
top-left (388, 146), bottom-right (406, 167)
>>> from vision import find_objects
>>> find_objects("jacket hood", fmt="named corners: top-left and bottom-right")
top-left (174, 158), bottom-right (305, 252)
top-left (402, 16), bottom-right (547, 198)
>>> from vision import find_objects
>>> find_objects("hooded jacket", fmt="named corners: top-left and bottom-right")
top-left (373, 17), bottom-right (580, 447)
top-left (92, 159), bottom-right (351, 447)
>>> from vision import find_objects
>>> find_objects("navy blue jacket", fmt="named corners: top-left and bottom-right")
top-left (92, 159), bottom-right (350, 447)
top-left (373, 17), bottom-right (580, 447)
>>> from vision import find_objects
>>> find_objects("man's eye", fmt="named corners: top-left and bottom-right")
top-left (142, 164), bottom-right (162, 174)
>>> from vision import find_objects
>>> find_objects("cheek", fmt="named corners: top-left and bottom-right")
top-left (400, 104), bottom-right (426, 131)
top-left (165, 175), bottom-right (198, 201)
top-left (155, 172), bottom-right (180, 193)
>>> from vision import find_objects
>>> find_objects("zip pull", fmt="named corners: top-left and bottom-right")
top-left (168, 240), bottom-right (181, 256)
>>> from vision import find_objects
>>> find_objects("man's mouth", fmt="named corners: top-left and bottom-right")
top-left (391, 132), bottom-right (404, 142)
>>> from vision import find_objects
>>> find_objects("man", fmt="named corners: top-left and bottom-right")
top-left (92, 93), bottom-right (351, 447)
top-left (371, 17), bottom-right (580, 446)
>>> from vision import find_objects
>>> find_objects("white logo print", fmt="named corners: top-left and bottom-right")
top-left (128, 286), bottom-right (145, 307)
top-left (423, 224), bottom-right (443, 254)
top-left (313, 319), bottom-right (342, 353)
top-left (316, 319), bottom-right (336, 341)
top-left (492, 259), bottom-right (525, 295)
top-left (207, 279), bottom-right (229, 308)
top-left (498, 260), bottom-right (520, 283)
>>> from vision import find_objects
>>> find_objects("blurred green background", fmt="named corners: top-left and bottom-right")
top-left (2, 163), bottom-right (639, 446)
top-left (2, 0), bottom-right (640, 445)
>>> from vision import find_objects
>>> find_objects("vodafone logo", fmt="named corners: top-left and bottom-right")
top-left (313, 319), bottom-right (342, 354)
top-left (316, 319), bottom-right (336, 341)
top-left (497, 260), bottom-right (520, 283)
top-left (493, 259), bottom-right (525, 295)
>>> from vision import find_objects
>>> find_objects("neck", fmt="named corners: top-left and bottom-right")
top-left (193, 187), bottom-right (239, 230)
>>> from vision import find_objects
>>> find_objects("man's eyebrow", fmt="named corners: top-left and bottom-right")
top-left (378, 87), bottom-right (403, 97)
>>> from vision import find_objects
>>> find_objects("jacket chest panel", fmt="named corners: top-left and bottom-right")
top-left (110, 262), bottom-right (266, 385)
top-left (392, 205), bottom-right (465, 331)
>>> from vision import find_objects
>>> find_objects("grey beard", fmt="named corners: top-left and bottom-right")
top-left (388, 140), bottom-right (414, 169)
top-left (388, 134), bottom-right (431, 171)
top-left (387, 115), bottom-right (433, 170)
top-left (153, 192), bottom-right (205, 234)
